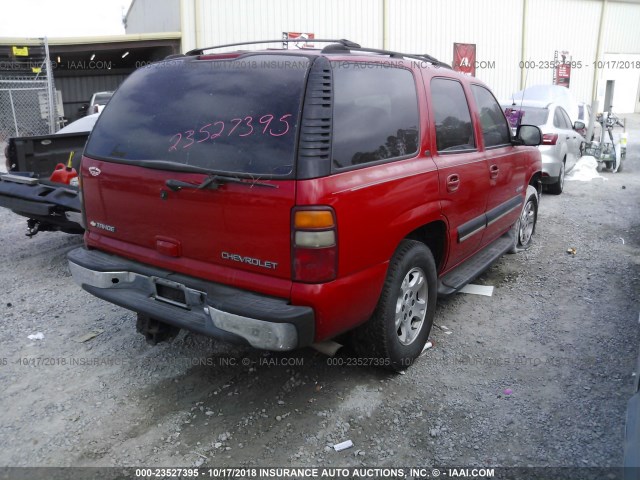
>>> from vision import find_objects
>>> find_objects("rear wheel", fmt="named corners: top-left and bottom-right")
top-left (547, 161), bottom-right (565, 195)
top-left (351, 240), bottom-right (437, 371)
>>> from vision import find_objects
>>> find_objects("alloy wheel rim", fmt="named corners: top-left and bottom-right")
top-left (395, 267), bottom-right (428, 345)
top-left (519, 200), bottom-right (536, 245)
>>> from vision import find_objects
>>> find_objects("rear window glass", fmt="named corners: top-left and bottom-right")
top-left (331, 64), bottom-right (419, 169)
top-left (85, 55), bottom-right (309, 177)
top-left (504, 106), bottom-right (548, 127)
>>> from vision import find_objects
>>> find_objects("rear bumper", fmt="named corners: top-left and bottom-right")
top-left (539, 150), bottom-right (562, 183)
top-left (67, 247), bottom-right (314, 351)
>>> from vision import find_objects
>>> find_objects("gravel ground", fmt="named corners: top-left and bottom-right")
top-left (0, 117), bottom-right (639, 475)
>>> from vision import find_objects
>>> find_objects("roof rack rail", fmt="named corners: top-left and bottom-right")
top-left (320, 44), bottom-right (451, 69)
top-left (412, 53), bottom-right (452, 69)
top-left (185, 39), bottom-right (451, 69)
top-left (186, 39), bottom-right (361, 56)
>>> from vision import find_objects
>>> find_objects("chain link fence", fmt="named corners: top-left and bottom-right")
top-left (0, 42), bottom-right (58, 146)
top-left (0, 78), bottom-right (53, 139)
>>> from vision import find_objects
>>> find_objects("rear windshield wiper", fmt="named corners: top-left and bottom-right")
top-left (111, 159), bottom-right (278, 190)
top-left (165, 174), bottom-right (277, 192)
top-left (134, 160), bottom-right (214, 174)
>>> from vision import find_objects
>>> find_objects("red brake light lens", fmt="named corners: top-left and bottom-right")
top-left (542, 133), bottom-right (558, 145)
top-left (292, 207), bottom-right (337, 283)
top-left (293, 247), bottom-right (337, 283)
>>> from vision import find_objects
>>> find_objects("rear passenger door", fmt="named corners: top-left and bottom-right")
top-left (470, 84), bottom-right (526, 245)
top-left (428, 77), bottom-right (490, 270)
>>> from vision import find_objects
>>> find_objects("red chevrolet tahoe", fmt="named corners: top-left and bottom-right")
top-left (67, 39), bottom-right (542, 370)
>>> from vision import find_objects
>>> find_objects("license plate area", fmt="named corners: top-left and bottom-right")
top-left (152, 278), bottom-right (189, 309)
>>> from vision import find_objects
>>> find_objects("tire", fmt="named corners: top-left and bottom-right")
top-left (547, 161), bottom-right (565, 195)
top-left (508, 185), bottom-right (538, 254)
top-left (351, 240), bottom-right (437, 372)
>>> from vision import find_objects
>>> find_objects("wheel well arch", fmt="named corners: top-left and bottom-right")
top-left (530, 171), bottom-right (543, 196)
top-left (404, 220), bottom-right (447, 272)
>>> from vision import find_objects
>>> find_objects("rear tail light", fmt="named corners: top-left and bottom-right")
top-left (542, 133), bottom-right (558, 145)
top-left (292, 208), bottom-right (337, 283)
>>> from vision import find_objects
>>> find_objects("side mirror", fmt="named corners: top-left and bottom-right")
top-left (514, 124), bottom-right (542, 146)
top-left (574, 121), bottom-right (585, 131)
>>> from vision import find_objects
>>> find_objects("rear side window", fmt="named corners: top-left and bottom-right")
top-left (553, 108), bottom-right (570, 129)
top-left (331, 64), bottom-right (419, 169)
top-left (471, 85), bottom-right (511, 147)
top-left (85, 55), bottom-right (309, 177)
top-left (431, 78), bottom-right (475, 152)
top-left (515, 106), bottom-right (548, 127)
top-left (560, 108), bottom-right (573, 129)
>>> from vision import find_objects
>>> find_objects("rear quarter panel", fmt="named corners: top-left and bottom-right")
top-left (293, 64), bottom-right (446, 337)
top-left (293, 157), bottom-right (443, 339)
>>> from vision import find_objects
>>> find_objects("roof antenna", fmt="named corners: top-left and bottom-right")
top-left (515, 67), bottom-right (529, 129)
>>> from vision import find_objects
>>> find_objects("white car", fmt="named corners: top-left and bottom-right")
top-left (510, 84), bottom-right (579, 124)
top-left (503, 101), bottom-right (584, 195)
top-left (58, 113), bottom-right (100, 134)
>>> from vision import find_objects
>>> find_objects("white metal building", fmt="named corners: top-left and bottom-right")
top-left (125, 0), bottom-right (640, 113)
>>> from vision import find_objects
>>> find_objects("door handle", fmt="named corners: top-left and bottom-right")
top-left (489, 164), bottom-right (499, 179)
top-left (446, 174), bottom-right (460, 192)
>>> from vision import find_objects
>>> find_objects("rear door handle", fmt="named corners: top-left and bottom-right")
top-left (446, 174), bottom-right (460, 192)
top-left (489, 164), bottom-right (499, 179)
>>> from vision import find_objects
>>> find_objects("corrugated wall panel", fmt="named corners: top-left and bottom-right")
top-left (193, 0), bottom-right (382, 52)
top-left (386, 0), bottom-right (522, 101)
top-left (125, 0), bottom-right (181, 34)
top-left (55, 74), bottom-right (128, 120)
top-left (180, 0), bottom-right (197, 52)
top-left (523, 0), bottom-right (601, 103)
top-left (55, 75), bottom-right (128, 104)
top-left (174, 0), bottom-right (640, 104)
top-left (603, 2), bottom-right (640, 53)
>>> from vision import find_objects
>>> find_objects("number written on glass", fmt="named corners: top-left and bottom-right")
top-left (169, 113), bottom-right (292, 151)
